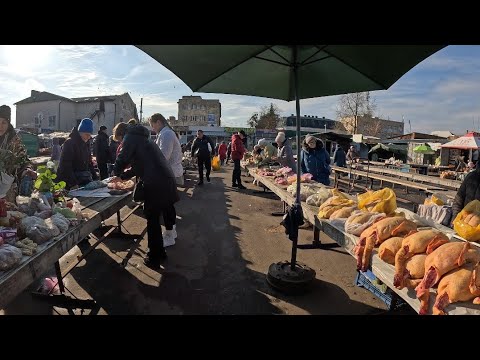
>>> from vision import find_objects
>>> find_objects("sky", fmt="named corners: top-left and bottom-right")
top-left (0, 45), bottom-right (479, 135)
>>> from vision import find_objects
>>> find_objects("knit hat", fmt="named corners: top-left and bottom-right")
top-left (99, 125), bottom-right (107, 131)
top-left (78, 118), bottom-right (94, 134)
top-left (0, 105), bottom-right (11, 122)
top-left (257, 138), bottom-right (269, 147)
top-left (305, 134), bottom-right (316, 144)
top-left (275, 132), bottom-right (286, 143)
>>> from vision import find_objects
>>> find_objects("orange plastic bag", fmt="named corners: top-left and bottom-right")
top-left (453, 200), bottom-right (480, 241)
top-left (212, 156), bottom-right (221, 171)
top-left (357, 188), bottom-right (397, 215)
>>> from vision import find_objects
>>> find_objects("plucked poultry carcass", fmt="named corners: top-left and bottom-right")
top-left (393, 230), bottom-right (449, 289)
top-left (415, 241), bottom-right (480, 314)
top-left (433, 262), bottom-right (480, 315)
top-left (355, 216), bottom-right (417, 272)
top-left (378, 237), bottom-right (404, 265)
top-left (402, 254), bottom-right (428, 289)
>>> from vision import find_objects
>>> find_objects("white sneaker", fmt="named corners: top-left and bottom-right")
top-left (163, 230), bottom-right (176, 247)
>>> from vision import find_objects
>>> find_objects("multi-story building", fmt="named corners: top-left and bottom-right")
top-left (340, 115), bottom-right (404, 138)
top-left (176, 95), bottom-right (221, 127)
top-left (14, 90), bottom-right (137, 134)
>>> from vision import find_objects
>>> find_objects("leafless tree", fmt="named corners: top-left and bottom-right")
top-left (336, 91), bottom-right (377, 133)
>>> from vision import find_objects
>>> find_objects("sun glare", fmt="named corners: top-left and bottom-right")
top-left (1, 45), bottom-right (53, 75)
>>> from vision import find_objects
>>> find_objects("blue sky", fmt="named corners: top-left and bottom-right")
top-left (0, 45), bottom-right (479, 135)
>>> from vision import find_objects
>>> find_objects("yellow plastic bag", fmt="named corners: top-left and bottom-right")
top-left (424, 194), bottom-right (445, 206)
top-left (318, 196), bottom-right (355, 219)
top-left (212, 156), bottom-right (221, 171)
top-left (357, 188), bottom-right (397, 215)
top-left (453, 200), bottom-right (480, 241)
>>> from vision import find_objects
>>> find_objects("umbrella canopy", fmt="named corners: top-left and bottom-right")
top-left (135, 44), bottom-right (445, 271)
top-left (441, 132), bottom-right (480, 150)
top-left (136, 45), bottom-right (444, 101)
top-left (413, 143), bottom-right (436, 154)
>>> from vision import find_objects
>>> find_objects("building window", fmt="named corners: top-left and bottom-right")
top-left (48, 115), bottom-right (56, 127)
top-left (34, 116), bottom-right (40, 127)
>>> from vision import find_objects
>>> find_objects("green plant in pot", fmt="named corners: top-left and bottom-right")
top-left (34, 166), bottom-right (66, 203)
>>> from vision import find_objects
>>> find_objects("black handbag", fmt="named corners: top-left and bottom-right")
top-left (74, 170), bottom-right (93, 186)
top-left (133, 180), bottom-right (145, 202)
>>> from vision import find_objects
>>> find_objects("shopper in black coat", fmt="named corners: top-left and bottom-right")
top-left (113, 124), bottom-right (180, 269)
top-left (191, 130), bottom-right (215, 185)
top-left (94, 126), bottom-right (110, 180)
top-left (57, 120), bottom-right (98, 190)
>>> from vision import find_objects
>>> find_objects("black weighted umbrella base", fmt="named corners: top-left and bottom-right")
top-left (266, 261), bottom-right (316, 295)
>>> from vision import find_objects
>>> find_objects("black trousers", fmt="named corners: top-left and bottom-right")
top-left (145, 204), bottom-right (176, 259)
top-left (198, 156), bottom-right (211, 181)
top-left (98, 162), bottom-right (109, 180)
top-left (232, 159), bottom-right (242, 185)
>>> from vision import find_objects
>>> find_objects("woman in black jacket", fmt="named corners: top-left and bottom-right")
top-left (113, 124), bottom-right (180, 269)
top-left (57, 118), bottom-right (98, 189)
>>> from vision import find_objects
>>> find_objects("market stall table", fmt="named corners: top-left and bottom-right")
top-left (247, 167), bottom-right (480, 315)
top-left (0, 192), bottom-right (144, 310)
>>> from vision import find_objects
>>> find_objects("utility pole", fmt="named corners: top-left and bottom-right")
top-left (140, 98), bottom-right (143, 123)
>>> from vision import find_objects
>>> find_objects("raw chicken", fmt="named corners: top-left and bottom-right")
top-left (378, 237), bottom-right (403, 265)
top-left (433, 262), bottom-right (480, 315)
top-left (393, 230), bottom-right (449, 289)
top-left (355, 216), bottom-right (417, 272)
top-left (415, 241), bottom-right (480, 314)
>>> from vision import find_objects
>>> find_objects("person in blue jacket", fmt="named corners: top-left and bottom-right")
top-left (301, 134), bottom-right (331, 186)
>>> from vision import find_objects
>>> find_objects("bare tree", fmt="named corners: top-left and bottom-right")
top-left (248, 113), bottom-right (259, 128)
top-left (336, 91), bottom-right (377, 134)
top-left (248, 103), bottom-right (282, 129)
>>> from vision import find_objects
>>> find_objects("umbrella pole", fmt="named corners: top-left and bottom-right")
top-left (290, 46), bottom-right (302, 271)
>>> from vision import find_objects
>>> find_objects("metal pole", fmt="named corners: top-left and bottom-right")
top-left (140, 98), bottom-right (143, 122)
top-left (290, 45), bottom-right (301, 270)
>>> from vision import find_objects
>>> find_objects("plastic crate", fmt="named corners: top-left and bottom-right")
top-left (354, 270), bottom-right (406, 311)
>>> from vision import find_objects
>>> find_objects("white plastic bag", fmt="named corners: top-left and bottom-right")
top-left (0, 172), bottom-right (15, 198)
top-left (20, 216), bottom-right (61, 244)
top-left (306, 188), bottom-right (332, 207)
top-left (0, 244), bottom-right (23, 271)
top-left (344, 210), bottom-right (386, 236)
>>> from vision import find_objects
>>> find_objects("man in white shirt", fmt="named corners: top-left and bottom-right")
top-left (149, 113), bottom-right (184, 247)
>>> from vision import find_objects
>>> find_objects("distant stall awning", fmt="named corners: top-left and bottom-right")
top-left (427, 142), bottom-right (442, 151)
top-left (369, 143), bottom-right (407, 154)
top-left (441, 132), bottom-right (480, 150)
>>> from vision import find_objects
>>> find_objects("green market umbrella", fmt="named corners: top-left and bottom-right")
top-left (413, 143), bottom-right (436, 154)
top-left (136, 45), bottom-right (445, 291)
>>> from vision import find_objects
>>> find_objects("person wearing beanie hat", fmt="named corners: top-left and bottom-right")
top-left (78, 118), bottom-right (94, 135)
top-left (57, 119), bottom-right (98, 189)
top-left (94, 124), bottom-right (110, 180)
top-left (257, 138), bottom-right (276, 163)
top-left (0, 105), bottom-right (17, 150)
top-left (301, 134), bottom-right (331, 185)
top-left (275, 131), bottom-right (296, 172)
top-left (0, 104), bottom-right (30, 200)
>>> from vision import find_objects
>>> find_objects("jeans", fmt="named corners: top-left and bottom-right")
top-left (232, 159), bottom-right (242, 185)
top-left (198, 157), bottom-right (211, 181)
